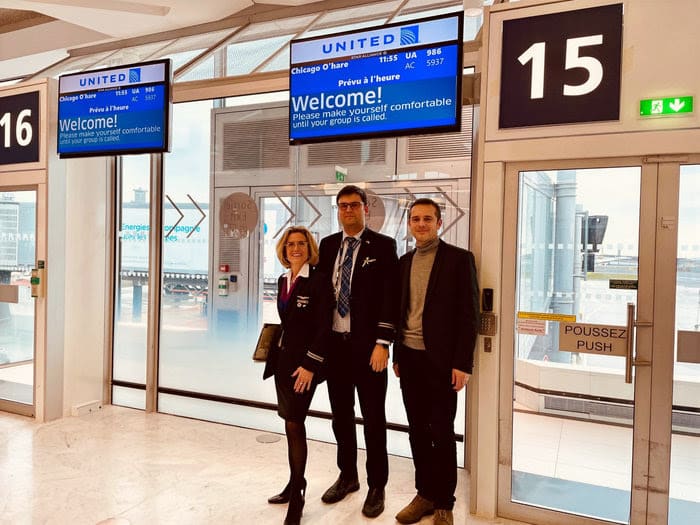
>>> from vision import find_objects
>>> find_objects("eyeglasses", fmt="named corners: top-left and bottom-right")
top-left (285, 241), bottom-right (308, 248)
top-left (338, 202), bottom-right (363, 211)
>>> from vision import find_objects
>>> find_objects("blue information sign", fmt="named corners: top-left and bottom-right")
top-left (57, 59), bottom-right (171, 157)
top-left (289, 13), bottom-right (463, 144)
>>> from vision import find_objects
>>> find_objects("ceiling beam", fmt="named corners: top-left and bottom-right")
top-left (0, 10), bottom-right (54, 35)
top-left (66, 0), bottom-right (399, 57)
top-left (22, 0), bottom-right (171, 16)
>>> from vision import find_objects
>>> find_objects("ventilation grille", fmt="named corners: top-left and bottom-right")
top-left (544, 396), bottom-right (700, 429)
top-left (544, 396), bottom-right (633, 420)
top-left (673, 411), bottom-right (700, 429)
top-left (218, 232), bottom-right (241, 272)
top-left (306, 139), bottom-right (387, 166)
top-left (222, 117), bottom-right (290, 170)
top-left (406, 106), bottom-right (473, 161)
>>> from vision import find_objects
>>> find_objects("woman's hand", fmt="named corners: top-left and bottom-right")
top-left (292, 367), bottom-right (314, 393)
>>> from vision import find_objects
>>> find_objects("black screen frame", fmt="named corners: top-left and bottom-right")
top-left (57, 58), bottom-right (172, 159)
top-left (288, 12), bottom-right (464, 145)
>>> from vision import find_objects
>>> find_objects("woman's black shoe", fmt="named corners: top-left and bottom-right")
top-left (283, 481), bottom-right (306, 525)
top-left (268, 482), bottom-right (291, 504)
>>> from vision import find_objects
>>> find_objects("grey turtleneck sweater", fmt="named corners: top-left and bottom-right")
top-left (401, 237), bottom-right (439, 350)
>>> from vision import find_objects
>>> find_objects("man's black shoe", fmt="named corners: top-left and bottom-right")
top-left (362, 488), bottom-right (385, 518)
top-left (321, 476), bottom-right (360, 504)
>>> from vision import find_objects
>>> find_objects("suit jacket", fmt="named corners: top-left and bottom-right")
top-left (395, 240), bottom-right (480, 374)
top-left (319, 228), bottom-right (399, 360)
top-left (263, 266), bottom-right (334, 380)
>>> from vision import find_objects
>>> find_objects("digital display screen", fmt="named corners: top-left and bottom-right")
top-left (289, 12), bottom-right (463, 144)
top-left (57, 59), bottom-right (171, 157)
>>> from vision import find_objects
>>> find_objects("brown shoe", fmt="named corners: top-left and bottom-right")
top-left (395, 494), bottom-right (434, 524)
top-left (433, 509), bottom-right (453, 525)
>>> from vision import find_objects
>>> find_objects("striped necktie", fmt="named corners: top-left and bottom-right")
top-left (337, 237), bottom-right (359, 317)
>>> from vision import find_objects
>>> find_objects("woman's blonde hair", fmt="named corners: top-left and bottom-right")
top-left (275, 226), bottom-right (320, 268)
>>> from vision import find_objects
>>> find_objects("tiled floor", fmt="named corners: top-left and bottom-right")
top-left (3, 403), bottom-right (697, 524)
top-left (0, 406), bottom-right (526, 525)
top-left (512, 411), bottom-right (700, 523)
top-left (513, 410), bottom-right (700, 500)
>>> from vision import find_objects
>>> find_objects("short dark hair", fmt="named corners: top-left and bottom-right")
top-left (409, 198), bottom-right (441, 221)
top-left (336, 185), bottom-right (367, 205)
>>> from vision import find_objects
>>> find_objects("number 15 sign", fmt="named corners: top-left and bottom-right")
top-left (499, 4), bottom-right (622, 129)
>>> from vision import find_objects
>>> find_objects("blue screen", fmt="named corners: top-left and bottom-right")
top-left (289, 13), bottom-right (463, 144)
top-left (57, 61), bottom-right (170, 157)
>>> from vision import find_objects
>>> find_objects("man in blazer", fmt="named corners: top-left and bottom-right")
top-left (393, 198), bottom-right (479, 525)
top-left (318, 185), bottom-right (398, 518)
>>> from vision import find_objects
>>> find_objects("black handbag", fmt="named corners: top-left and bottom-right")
top-left (253, 323), bottom-right (282, 362)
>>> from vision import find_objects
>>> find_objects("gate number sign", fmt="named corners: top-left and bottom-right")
top-left (0, 90), bottom-right (40, 165)
top-left (499, 4), bottom-right (623, 128)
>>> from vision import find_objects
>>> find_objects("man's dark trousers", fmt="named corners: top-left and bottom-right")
top-left (327, 331), bottom-right (389, 489)
top-left (397, 343), bottom-right (458, 510)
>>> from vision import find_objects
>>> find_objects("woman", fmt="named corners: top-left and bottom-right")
top-left (263, 226), bottom-right (334, 525)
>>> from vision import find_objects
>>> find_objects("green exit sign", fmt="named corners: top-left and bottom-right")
top-left (640, 96), bottom-right (693, 116)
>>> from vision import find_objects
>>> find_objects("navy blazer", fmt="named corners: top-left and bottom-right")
top-left (395, 240), bottom-right (480, 374)
top-left (318, 228), bottom-right (399, 359)
top-left (263, 266), bottom-right (334, 380)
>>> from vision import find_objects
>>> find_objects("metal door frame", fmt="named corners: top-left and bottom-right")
top-left (0, 174), bottom-right (46, 419)
top-left (496, 155), bottom-right (682, 525)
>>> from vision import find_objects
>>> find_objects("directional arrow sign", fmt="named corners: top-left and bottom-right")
top-left (165, 195), bottom-right (184, 238)
top-left (436, 186), bottom-right (466, 236)
top-left (165, 195), bottom-right (207, 239)
top-left (186, 194), bottom-right (206, 239)
top-left (273, 192), bottom-right (296, 238)
top-left (300, 191), bottom-right (322, 230)
top-left (640, 96), bottom-right (693, 116)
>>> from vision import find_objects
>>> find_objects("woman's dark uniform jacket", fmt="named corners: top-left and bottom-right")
top-left (263, 266), bottom-right (334, 420)
top-left (394, 240), bottom-right (480, 374)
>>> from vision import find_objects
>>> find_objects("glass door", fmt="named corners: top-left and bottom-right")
top-left (0, 190), bottom-right (36, 413)
top-left (500, 160), bottom-right (661, 524)
top-left (500, 158), bottom-right (700, 524)
top-left (669, 164), bottom-right (700, 524)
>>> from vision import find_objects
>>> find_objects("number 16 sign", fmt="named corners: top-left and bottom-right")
top-left (0, 90), bottom-right (40, 165)
top-left (499, 4), bottom-right (622, 129)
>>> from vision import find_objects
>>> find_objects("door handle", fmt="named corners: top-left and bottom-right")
top-left (625, 302), bottom-right (652, 383)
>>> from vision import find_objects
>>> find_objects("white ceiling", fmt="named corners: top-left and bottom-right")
top-left (0, 0), bottom-right (321, 79)
top-left (0, 0), bottom-right (487, 82)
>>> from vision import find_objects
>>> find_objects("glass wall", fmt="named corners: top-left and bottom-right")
top-left (105, 0), bottom-right (478, 456)
top-left (108, 96), bottom-right (475, 462)
top-left (158, 100), bottom-right (213, 395)
top-left (669, 164), bottom-right (700, 523)
top-left (112, 155), bottom-right (150, 409)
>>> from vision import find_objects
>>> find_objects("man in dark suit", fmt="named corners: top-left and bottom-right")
top-left (318, 185), bottom-right (398, 518)
top-left (393, 198), bottom-right (479, 525)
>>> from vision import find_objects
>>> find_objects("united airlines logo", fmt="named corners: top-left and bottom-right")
top-left (321, 33), bottom-right (396, 54)
top-left (400, 26), bottom-right (419, 45)
top-left (315, 23), bottom-right (426, 56)
top-left (79, 72), bottom-right (127, 87)
top-left (129, 68), bottom-right (141, 82)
